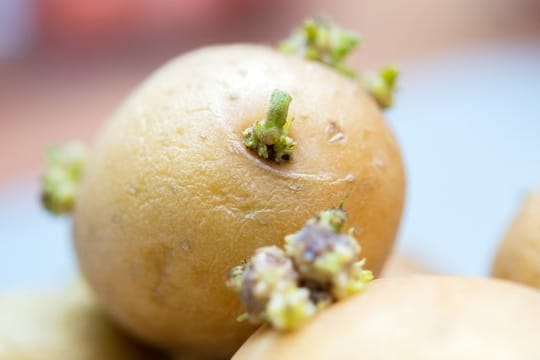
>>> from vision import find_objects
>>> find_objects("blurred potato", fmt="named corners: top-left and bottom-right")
top-left (493, 191), bottom-right (540, 289)
top-left (233, 276), bottom-right (540, 359)
top-left (0, 284), bottom-right (161, 360)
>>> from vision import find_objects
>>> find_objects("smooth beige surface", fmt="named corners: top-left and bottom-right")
top-left (0, 284), bottom-right (159, 360)
top-left (73, 44), bottom-right (405, 357)
top-left (234, 276), bottom-right (540, 360)
top-left (493, 192), bottom-right (540, 289)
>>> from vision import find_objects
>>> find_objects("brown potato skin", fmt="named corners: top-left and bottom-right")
top-left (233, 276), bottom-right (540, 360)
top-left (493, 192), bottom-right (540, 289)
top-left (73, 44), bottom-right (405, 357)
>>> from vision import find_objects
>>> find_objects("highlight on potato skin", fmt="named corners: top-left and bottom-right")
top-left (227, 208), bottom-right (373, 331)
top-left (492, 191), bottom-right (540, 290)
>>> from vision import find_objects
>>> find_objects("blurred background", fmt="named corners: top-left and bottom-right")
top-left (1, 0), bottom-right (539, 292)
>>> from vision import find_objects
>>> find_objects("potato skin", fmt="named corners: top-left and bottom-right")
top-left (493, 192), bottom-right (540, 289)
top-left (0, 285), bottom-right (159, 360)
top-left (233, 276), bottom-right (540, 360)
top-left (73, 44), bottom-right (405, 356)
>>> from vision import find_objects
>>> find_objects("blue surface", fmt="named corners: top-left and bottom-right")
top-left (391, 41), bottom-right (540, 274)
top-left (0, 181), bottom-right (76, 293)
top-left (0, 41), bottom-right (539, 292)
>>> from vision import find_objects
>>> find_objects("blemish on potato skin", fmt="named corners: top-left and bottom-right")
top-left (126, 184), bottom-right (139, 195)
top-left (168, 183), bottom-right (181, 195)
top-left (245, 209), bottom-right (275, 225)
top-left (228, 92), bottom-right (240, 101)
top-left (325, 122), bottom-right (346, 143)
top-left (298, 113), bottom-right (309, 121)
top-left (138, 242), bottom-right (176, 306)
top-left (180, 240), bottom-right (191, 252)
top-left (371, 156), bottom-right (386, 169)
top-left (185, 105), bottom-right (211, 114)
top-left (345, 174), bottom-right (355, 182)
top-left (237, 68), bottom-right (247, 77)
top-left (287, 183), bottom-right (302, 191)
top-left (175, 127), bottom-right (184, 136)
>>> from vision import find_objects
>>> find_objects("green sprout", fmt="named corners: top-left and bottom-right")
top-left (41, 141), bottom-right (87, 215)
top-left (314, 207), bottom-right (347, 232)
top-left (226, 265), bottom-right (246, 293)
top-left (226, 207), bottom-right (372, 331)
top-left (243, 89), bottom-right (296, 163)
top-left (280, 17), bottom-right (399, 109)
top-left (361, 65), bottom-right (399, 109)
top-left (280, 17), bottom-right (360, 78)
top-left (333, 260), bottom-right (374, 299)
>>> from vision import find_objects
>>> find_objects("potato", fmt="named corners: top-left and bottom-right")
top-left (0, 284), bottom-right (160, 359)
top-left (493, 191), bottom-right (540, 289)
top-left (233, 276), bottom-right (540, 359)
top-left (73, 44), bottom-right (405, 357)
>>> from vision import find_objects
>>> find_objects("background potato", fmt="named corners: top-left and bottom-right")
top-left (74, 44), bottom-right (405, 357)
top-left (492, 191), bottom-right (540, 289)
top-left (233, 276), bottom-right (540, 360)
top-left (0, 284), bottom-right (160, 360)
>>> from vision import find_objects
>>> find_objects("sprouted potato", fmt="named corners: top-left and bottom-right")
top-left (493, 191), bottom-right (540, 289)
top-left (43, 19), bottom-right (405, 357)
top-left (0, 284), bottom-right (161, 360)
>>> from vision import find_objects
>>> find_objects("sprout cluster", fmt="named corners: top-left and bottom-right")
top-left (243, 89), bottom-right (296, 163)
top-left (280, 17), bottom-right (399, 110)
top-left (227, 208), bottom-right (373, 331)
top-left (279, 17), bottom-right (360, 78)
top-left (361, 65), bottom-right (399, 110)
top-left (41, 142), bottom-right (87, 215)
